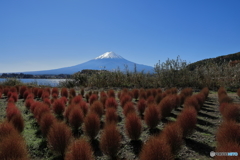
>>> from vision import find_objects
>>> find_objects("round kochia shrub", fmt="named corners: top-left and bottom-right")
top-left (105, 108), bottom-right (118, 125)
top-left (61, 87), bottom-right (69, 98)
top-left (0, 131), bottom-right (29, 160)
top-left (176, 107), bottom-right (197, 137)
top-left (40, 113), bottom-right (56, 137)
top-left (89, 94), bottom-right (98, 105)
top-left (90, 100), bottom-right (104, 118)
top-left (83, 112), bottom-right (100, 140)
top-left (47, 122), bottom-right (72, 157)
top-left (123, 101), bottom-right (135, 116)
top-left (144, 104), bottom-right (160, 129)
top-left (137, 99), bottom-right (147, 116)
top-left (158, 122), bottom-right (183, 155)
top-left (216, 121), bottom-right (240, 147)
top-left (65, 138), bottom-right (94, 160)
top-left (53, 99), bottom-right (65, 116)
top-left (105, 97), bottom-right (118, 109)
top-left (69, 107), bottom-right (84, 130)
top-left (125, 113), bottom-right (142, 140)
top-left (139, 136), bottom-right (174, 160)
top-left (100, 123), bottom-right (121, 159)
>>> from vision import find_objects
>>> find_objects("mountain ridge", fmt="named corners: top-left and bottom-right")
top-left (16, 52), bottom-right (154, 75)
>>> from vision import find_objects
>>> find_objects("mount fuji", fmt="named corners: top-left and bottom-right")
top-left (22, 52), bottom-right (155, 75)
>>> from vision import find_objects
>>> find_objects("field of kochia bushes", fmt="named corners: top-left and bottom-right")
top-left (0, 85), bottom-right (240, 160)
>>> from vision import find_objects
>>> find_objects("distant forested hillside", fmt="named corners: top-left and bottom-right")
top-left (187, 51), bottom-right (240, 70)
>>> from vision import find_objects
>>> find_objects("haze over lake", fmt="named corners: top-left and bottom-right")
top-left (0, 78), bottom-right (67, 87)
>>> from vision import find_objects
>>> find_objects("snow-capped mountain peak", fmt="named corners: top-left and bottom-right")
top-left (94, 51), bottom-right (124, 59)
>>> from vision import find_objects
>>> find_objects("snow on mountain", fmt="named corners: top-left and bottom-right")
top-left (14, 52), bottom-right (154, 75)
top-left (94, 51), bottom-right (124, 59)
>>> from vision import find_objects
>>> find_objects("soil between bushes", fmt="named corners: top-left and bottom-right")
top-left (0, 90), bottom-right (239, 160)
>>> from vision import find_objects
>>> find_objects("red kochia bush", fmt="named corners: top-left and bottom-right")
top-left (194, 93), bottom-right (206, 108)
top-left (176, 107), bottom-right (197, 137)
top-left (139, 136), bottom-right (174, 160)
top-left (69, 107), bottom-right (84, 130)
top-left (89, 94), bottom-right (98, 105)
top-left (218, 87), bottom-right (227, 97)
top-left (100, 123), bottom-right (121, 159)
top-left (19, 86), bottom-right (27, 98)
top-left (105, 108), bottom-right (118, 125)
top-left (90, 100), bottom-right (104, 118)
top-left (10, 114), bottom-right (24, 133)
top-left (184, 96), bottom-right (200, 112)
top-left (144, 104), bottom-right (160, 129)
top-left (0, 132), bottom-right (28, 160)
top-left (30, 101), bottom-right (42, 113)
top-left (64, 104), bottom-right (75, 122)
top-left (69, 88), bottom-right (76, 98)
top-left (84, 112), bottom-right (100, 140)
top-left (40, 113), bottom-right (56, 137)
top-left (107, 89), bottom-right (115, 98)
top-left (216, 121), bottom-right (240, 147)
top-left (221, 103), bottom-right (240, 121)
top-left (132, 89), bottom-right (139, 100)
top-left (100, 91), bottom-right (107, 106)
top-left (201, 87), bottom-right (209, 99)
top-left (47, 122), bottom-right (72, 157)
top-left (218, 94), bottom-right (233, 104)
top-left (120, 94), bottom-right (132, 107)
top-left (32, 87), bottom-right (39, 98)
top-left (158, 95), bottom-right (177, 119)
top-left (215, 142), bottom-right (240, 160)
top-left (159, 122), bottom-right (183, 154)
top-left (79, 101), bottom-right (88, 117)
top-left (72, 95), bottom-right (82, 104)
top-left (52, 87), bottom-right (59, 96)
top-left (105, 97), bottom-right (117, 109)
top-left (125, 113), bottom-right (142, 140)
top-left (6, 103), bottom-right (20, 121)
top-left (137, 99), bottom-right (147, 116)
top-left (155, 93), bottom-right (163, 104)
top-left (61, 87), bottom-right (69, 98)
top-left (34, 103), bottom-right (51, 124)
top-left (10, 92), bottom-right (18, 102)
top-left (53, 99), bottom-right (65, 116)
top-left (0, 122), bottom-right (18, 139)
top-left (123, 102), bottom-right (136, 116)
top-left (80, 88), bottom-right (85, 97)
top-left (65, 138), bottom-right (94, 160)
top-left (237, 88), bottom-right (240, 97)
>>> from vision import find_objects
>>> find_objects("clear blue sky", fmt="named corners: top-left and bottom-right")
top-left (1, 0), bottom-right (240, 72)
